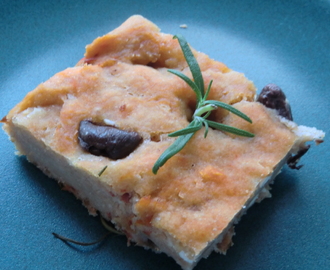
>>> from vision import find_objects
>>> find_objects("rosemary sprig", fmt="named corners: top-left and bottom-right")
top-left (152, 35), bottom-right (254, 174)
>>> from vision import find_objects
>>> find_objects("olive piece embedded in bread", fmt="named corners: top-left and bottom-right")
top-left (78, 120), bottom-right (142, 159)
top-left (257, 84), bottom-right (293, 121)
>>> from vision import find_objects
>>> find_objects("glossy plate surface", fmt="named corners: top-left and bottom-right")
top-left (1, 1), bottom-right (329, 269)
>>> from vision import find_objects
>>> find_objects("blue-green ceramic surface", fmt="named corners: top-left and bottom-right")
top-left (1, 1), bottom-right (329, 269)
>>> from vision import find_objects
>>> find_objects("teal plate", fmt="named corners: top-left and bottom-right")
top-left (1, 1), bottom-right (329, 269)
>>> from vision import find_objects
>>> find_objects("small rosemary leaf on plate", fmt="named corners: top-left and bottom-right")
top-left (206, 120), bottom-right (255, 137)
top-left (204, 100), bottom-right (253, 123)
top-left (173, 34), bottom-right (204, 98)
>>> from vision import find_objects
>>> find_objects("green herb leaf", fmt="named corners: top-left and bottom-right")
top-left (204, 100), bottom-right (253, 123)
top-left (152, 121), bottom-right (198, 174)
top-left (194, 104), bottom-right (217, 117)
top-left (152, 133), bottom-right (195, 174)
top-left (173, 34), bottom-right (205, 99)
top-left (168, 69), bottom-right (202, 102)
top-left (202, 119), bottom-right (209, 138)
top-left (206, 120), bottom-right (255, 137)
top-left (204, 80), bottom-right (213, 101)
top-left (168, 121), bottom-right (202, 137)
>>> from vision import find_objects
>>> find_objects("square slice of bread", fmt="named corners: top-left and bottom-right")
top-left (2, 15), bottom-right (325, 270)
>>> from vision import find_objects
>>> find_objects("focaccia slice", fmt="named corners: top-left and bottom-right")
top-left (2, 15), bottom-right (324, 270)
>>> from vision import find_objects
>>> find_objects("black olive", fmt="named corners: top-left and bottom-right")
top-left (78, 120), bottom-right (142, 159)
top-left (257, 84), bottom-right (293, 121)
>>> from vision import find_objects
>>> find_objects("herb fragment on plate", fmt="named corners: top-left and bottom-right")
top-left (152, 34), bottom-right (254, 174)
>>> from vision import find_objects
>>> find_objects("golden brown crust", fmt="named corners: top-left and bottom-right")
top-left (4, 15), bottom-right (304, 263)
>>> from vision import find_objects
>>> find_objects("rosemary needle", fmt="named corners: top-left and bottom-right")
top-left (152, 35), bottom-right (254, 174)
top-left (98, 165), bottom-right (108, 177)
